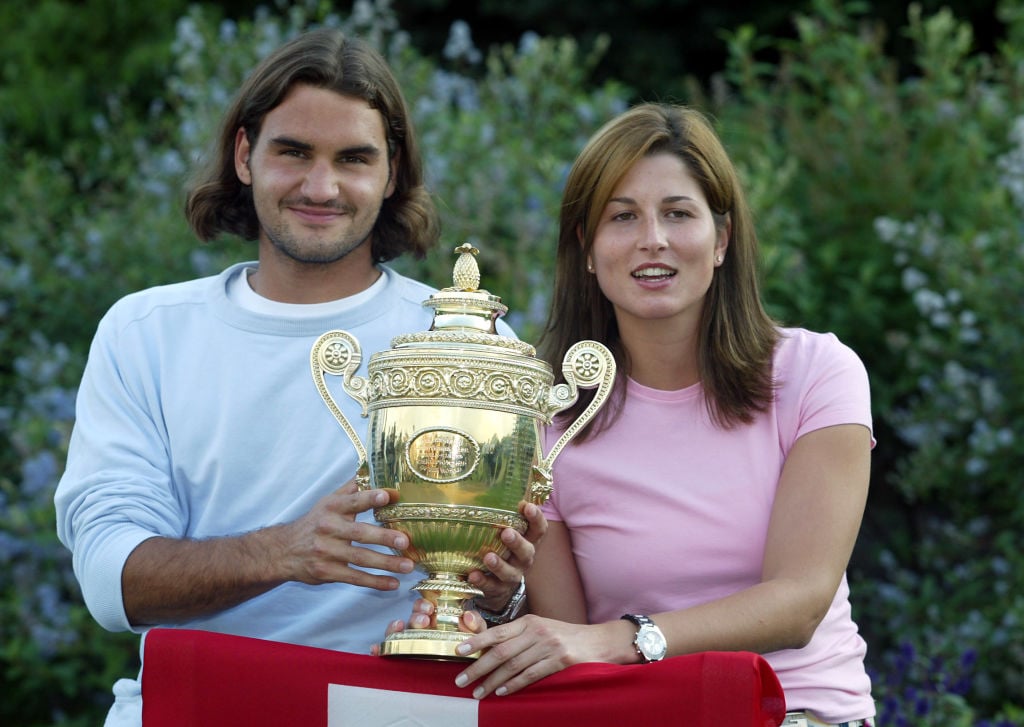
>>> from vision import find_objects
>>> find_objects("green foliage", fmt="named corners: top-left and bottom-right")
top-left (390, 25), bottom-right (628, 336)
top-left (0, 1), bottom-right (626, 723)
top-left (2, 0), bottom-right (1022, 724)
top-left (0, 0), bottom-right (190, 160)
top-left (708, 0), bottom-right (1024, 722)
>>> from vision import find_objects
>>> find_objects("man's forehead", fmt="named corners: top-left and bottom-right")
top-left (255, 86), bottom-right (388, 145)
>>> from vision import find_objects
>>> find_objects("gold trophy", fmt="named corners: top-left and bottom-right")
top-left (310, 244), bottom-right (615, 660)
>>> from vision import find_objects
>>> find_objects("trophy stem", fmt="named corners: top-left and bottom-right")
top-left (415, 572), bottom-right (481, 632)
top-left (378, 572), bottom-right (482, 660)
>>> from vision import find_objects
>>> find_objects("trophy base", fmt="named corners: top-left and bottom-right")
top-left (378, 629), bottom-right (479, 661)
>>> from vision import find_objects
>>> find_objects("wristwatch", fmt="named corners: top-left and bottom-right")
top-left (621, 614), bottom-right (667, 663)
top-left (475, 577), bottom-right (527, 627)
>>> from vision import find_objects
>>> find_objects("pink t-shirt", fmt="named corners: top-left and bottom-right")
top-left (543, 328), bottom-right (875, 722)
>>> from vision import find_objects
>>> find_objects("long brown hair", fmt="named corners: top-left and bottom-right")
top-left (184, 28), bottom-right (439, 263)
top-left (539, 103), bottom-right (779, 436)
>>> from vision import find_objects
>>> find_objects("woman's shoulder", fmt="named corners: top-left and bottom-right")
top-left (774, 327), bottom-right (865, 372)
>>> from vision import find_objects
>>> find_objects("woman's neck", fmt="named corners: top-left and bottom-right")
top-left (618, 320), bottom-right (700, 391)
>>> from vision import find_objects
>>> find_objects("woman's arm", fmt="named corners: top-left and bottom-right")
top-left (650, 422), bottom-right (872, 655)
top-left (523, 519), bottom-right (589, 623)
top-left (452, 423), bottom-right (872, 698)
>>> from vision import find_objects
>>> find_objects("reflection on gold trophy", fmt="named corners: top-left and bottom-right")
top-left (311, 244), bottom-right (615, 660)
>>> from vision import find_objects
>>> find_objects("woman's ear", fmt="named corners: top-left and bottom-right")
top-left (715, 213), bottom-right (731, 263)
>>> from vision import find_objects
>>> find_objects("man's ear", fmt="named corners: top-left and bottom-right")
top-left (234, 127), bottom-right (252, 185)
top-left (384, 151), bottom-right (398, 199)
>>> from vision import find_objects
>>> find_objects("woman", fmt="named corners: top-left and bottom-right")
top-left (405, 103), bottom-right (875, 726)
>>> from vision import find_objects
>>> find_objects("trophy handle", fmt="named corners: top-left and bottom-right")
top-left (530, 341), bottom-right (616, 503)
top-left (310, 330), bottom-right (371, 480)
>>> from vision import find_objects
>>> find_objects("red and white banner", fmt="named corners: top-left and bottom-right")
top-left (328, 684), bottom-right (478, 726)
top-left (142, 628), bottom-right (785, 726)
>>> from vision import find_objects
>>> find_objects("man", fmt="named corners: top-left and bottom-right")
top-left (55, 28), bottom-right (542, 726)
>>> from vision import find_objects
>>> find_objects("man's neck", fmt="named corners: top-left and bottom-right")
top-left (251, 244), bottom-right (381, 304)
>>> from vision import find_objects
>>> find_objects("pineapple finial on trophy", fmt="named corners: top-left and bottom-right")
top-left (452, 243), bottom-right (481, 291)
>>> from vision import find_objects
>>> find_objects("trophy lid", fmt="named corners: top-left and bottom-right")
top-left (426, 243), bottom-right (507, 334)
top-left (392, 244), bottom-right (536, 356)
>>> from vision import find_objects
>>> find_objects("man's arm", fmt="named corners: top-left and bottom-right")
top-left (122, 482), bottom-right (414, 626)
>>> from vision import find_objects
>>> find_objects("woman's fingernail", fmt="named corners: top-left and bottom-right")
top-left (456, 642), bottom-right (472, 655)
top-left (455, 674), bottom-right (468, 688)
top-left (473, 687), bottom-right (485, 700)
top-left (496, 686), bottom-right (508, 697)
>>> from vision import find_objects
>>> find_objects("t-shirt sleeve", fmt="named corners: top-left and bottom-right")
top-left (777, 331), bottom-right (874, 452)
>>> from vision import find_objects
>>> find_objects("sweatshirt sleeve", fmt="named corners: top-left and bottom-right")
top-left (54, 305), bottom-right (186, 633)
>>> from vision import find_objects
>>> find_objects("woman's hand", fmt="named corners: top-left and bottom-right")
top-left (467, 502), bottom-right (547, 612)
top-left (452, 616), bottom-right (624, 699)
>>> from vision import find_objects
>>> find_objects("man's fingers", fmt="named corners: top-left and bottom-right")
top-left (461, 609), bottom-right (487, 634)
top-left (341, 519), bottom-right (409, 552)
top-left (335, 539), bottom-right (414, 574)
top-left (328, 566), bottom-right (403, 592)
top-left (330, 486), bottom-right (400, 515)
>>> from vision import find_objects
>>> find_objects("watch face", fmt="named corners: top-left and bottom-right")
top-left (638, 626), bottom-right (667, 660)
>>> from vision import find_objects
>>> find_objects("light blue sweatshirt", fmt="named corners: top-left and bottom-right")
top-left (55, 261), bottom-right (508, 724)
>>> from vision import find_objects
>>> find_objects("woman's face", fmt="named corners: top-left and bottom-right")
top-left (589, 152), bottom-right (728, 335)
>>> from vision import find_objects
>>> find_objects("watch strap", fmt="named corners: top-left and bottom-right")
top-left (475, 577), bottom-right (526, 626)
top-left (621, 613), bottom-right (654, 629)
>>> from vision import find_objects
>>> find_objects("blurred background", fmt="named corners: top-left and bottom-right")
top-left (1, 0), bottom-right (1021, 724)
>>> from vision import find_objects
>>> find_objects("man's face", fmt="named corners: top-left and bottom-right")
top-left (234, 83), bottom-right (396, 266)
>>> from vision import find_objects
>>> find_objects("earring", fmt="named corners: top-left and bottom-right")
top-left (715, 255), bottom-right (723, 265)
top-left (586, 258), bottom-right (595, 273)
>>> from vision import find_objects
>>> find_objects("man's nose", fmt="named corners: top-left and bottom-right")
top-left (302, 160), bottom-right (339, 202)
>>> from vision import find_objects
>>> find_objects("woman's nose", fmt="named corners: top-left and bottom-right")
top-left (638, 217), bottom-right (669, 251)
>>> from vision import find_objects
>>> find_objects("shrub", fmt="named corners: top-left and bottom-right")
top-left (3, 0), bottom-right (1022, 723)
top-left (0, 1), bottom-right (627, 723)
top-left (707, 0), bottom-right (1024, 721)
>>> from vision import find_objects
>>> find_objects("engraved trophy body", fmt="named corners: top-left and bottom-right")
top-left (310, 245), bottom-right (615, 659)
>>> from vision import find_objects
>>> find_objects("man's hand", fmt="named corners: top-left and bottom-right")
top-left (122, 478), bottom-right (415, 626)
top-left (275, 480), bottom-right (415, 591)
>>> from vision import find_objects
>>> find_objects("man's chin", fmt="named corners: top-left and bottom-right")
top-left (265, 235), bottom-right (371, 266)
